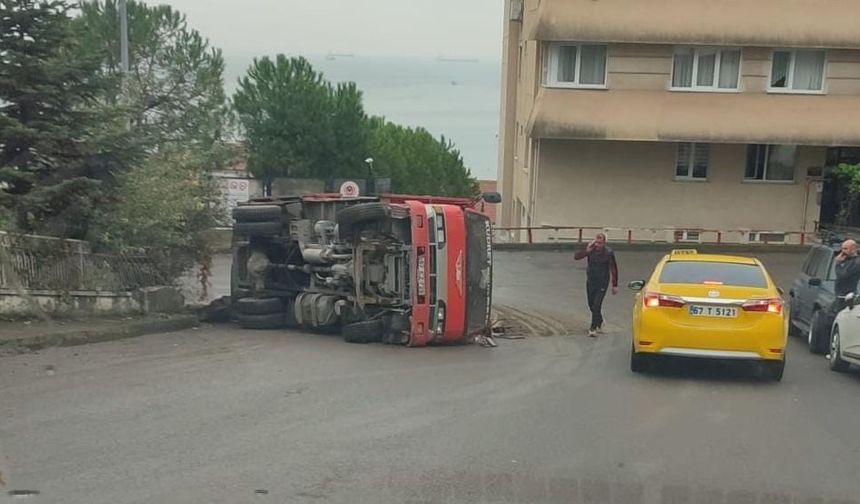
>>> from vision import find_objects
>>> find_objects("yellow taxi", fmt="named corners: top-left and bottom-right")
top-left (629, 250), bottom-right (788, 380)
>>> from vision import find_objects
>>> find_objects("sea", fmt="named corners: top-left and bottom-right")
top-left (224, 54), bottom-right (502, 181)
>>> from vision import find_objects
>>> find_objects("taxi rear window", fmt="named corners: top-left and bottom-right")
top-left (660, 261), bottom-right (768, 288)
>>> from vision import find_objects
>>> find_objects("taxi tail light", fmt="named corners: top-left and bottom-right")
top-left (644, 292), bottom-right (685, 308)
top-left (742, 298), bottom-right (783, 314)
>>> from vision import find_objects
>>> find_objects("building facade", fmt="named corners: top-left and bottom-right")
top-left (497, 0), bottom-right (860, 243)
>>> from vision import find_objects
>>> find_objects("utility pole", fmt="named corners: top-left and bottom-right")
top-left (119, 0), bottom-right (129, 73)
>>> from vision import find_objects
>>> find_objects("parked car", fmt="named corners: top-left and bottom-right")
top-left (829, 288), bottom-right (860, 372)
top-left (788, 242), bottom-right (839, 354)
top-left (628, 249), bottom-right (788, 381)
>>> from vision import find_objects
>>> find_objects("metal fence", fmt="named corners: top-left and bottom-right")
top-left (0, 232), bottom-right (168, 292)
top-left (492, 226), bottom-right (819, 246)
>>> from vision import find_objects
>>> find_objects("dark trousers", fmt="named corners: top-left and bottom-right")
top-left (586, 279), bottom-right (609, 330)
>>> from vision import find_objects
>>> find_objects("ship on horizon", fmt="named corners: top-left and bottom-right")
top-left (436, 56), bottom-right (479, 63)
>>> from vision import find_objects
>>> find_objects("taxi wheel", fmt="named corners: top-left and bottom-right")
top-left (630, 348), bottom-right (651, 374)
top-left (761, 360), bottom-right (785, 382)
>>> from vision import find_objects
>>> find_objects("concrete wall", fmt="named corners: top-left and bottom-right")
top-left (0, 290), bottom-right (141, 319)
top-left (533, 140), bottom-right (825, 239)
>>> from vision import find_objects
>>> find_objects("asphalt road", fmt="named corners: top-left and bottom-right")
top-left (2, 250), bottom-right (859, 504)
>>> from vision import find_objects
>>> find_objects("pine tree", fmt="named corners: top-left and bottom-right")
top-left (0, 0), bottom-right (121, 237)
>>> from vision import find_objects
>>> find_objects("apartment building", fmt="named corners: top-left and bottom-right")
top-left (497, 0), bottom-right (860, 243)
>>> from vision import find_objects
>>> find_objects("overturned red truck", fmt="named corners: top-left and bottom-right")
top-left (230, 192), bottom-right (500, 346)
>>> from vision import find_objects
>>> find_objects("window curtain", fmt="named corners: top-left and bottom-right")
top-left (673, 50), bottom-right (694, 87)
top-left (579, 45), bottom-right (606, 85)
top-left (718, 50), bottom-right (741, 88)
top-left (692, 144), bottom-right (710, 178)
top-left (676, 143), bottom-right (692, 177)
top-left (696, 51), bottom-right (717, 86)
top-left (767, 145), bottom-right (797, 181)
top-left (793, 51), bottom-right (825, 91)
top-left (557, 46), bottom-right (577, 82)
top-left (771, 52), bottom-right (791, 88)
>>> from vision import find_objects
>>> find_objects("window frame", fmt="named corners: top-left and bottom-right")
top-left (674, 142), bottom-right (710, 182)
top-left (744, 144), bottom-right (797, 184)
top-left (670, 46), bottom-right (742, 93)
top-left (767, 49), bottom-right (827, 95)
top-left (543, 42), bottom-right (609, 90)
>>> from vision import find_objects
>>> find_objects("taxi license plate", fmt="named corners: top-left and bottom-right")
top-left (689, 305), bottom-right (738, 318)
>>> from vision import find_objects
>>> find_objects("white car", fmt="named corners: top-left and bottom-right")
top-left (829, 292), bottom-right (860, 372)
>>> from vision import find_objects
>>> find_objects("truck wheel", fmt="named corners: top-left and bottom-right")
top-left (337, 203), bottom-right (389, 240)
top-left (236, 297), bottom-right (283, 315)
top-left (284, 300), bottom-right (300, 329)
top-left (234, 221), bottom-right (283, 237)
top-left (232, 205), bottom-right (282, 223)
top-left (343, 320), bottom-right (385, 344)
top-left (237, 313), bottom-right (284, 330)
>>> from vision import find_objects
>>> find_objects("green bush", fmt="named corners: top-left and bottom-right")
top-left (91, 148), bottom-right (225, 279)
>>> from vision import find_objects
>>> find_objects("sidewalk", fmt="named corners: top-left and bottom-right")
top-left (0, 314), bottom-right (200, 354)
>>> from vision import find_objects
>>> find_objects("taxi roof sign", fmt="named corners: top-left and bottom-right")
top-left (670, 249), bottom-right (698, 256)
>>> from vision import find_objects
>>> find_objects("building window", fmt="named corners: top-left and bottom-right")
top-left (770, 50), bottom-right (825, 92)
top-left (749, 232), bottom-right (786, 243)
top-left (672, 47), bottom-right (741, 90)
top-left (745, 145), bottom-right (797, 182)
top-left (675, 143), bottom-right (709, 180)
top-left (545, 43), bottom-right (607, 88)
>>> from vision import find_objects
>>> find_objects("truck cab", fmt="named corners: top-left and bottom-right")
top-left (230, 192), bottom-right (498, 346)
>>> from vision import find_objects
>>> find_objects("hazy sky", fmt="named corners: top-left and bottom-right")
top-left (161, 0), bottom-right (504, 60)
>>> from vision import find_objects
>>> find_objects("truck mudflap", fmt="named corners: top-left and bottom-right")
top-left (406, 200), bottom-right (433, 347)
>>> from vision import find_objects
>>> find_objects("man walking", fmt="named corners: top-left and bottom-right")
top-left (575, 233), bottom-right (619, 337)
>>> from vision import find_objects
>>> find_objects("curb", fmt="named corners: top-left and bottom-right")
top-left (0, 315), bottom-right (200, 352)
top-left (494, 242), bottom-right (811, 254)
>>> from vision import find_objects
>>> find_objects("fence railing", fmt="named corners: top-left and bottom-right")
top-left (0, 232), bottom-right (168, 292)
top-left (493, 226), bottom-right (818, 246)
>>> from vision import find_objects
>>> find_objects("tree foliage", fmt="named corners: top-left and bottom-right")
top-left (73, 0), bottom-right (229, 169)
top-left (367, 117), bottom-right (476, 197)
top-left (0, 0), bottom-right (129, 237)
top-left (90, 147), bottom-right (224, 277)
top-left (233, 55), bottom-right (353, 180)
top-left (233, 55), bottom-right (476, 196)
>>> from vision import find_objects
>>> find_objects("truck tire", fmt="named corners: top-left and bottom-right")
top-left (236, 297), bottom-right (283, 315)
top-left (337, 203), bottom-right (388, 240)
top-left (232, 205), bottom-right (282, 223)
top-left (237, 313), bottom-right (284, 330)
top-left (234, 221), bottom-right (283, 237)
top-left (284, 300), bottom-right (300, 329)
top-left (343, 320), bottom-right (384, 344)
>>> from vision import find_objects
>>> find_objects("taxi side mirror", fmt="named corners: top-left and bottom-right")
top-left (628, 280), bottom-right (645, 292)
top-left (848, 292), bottom-right (857, 310)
